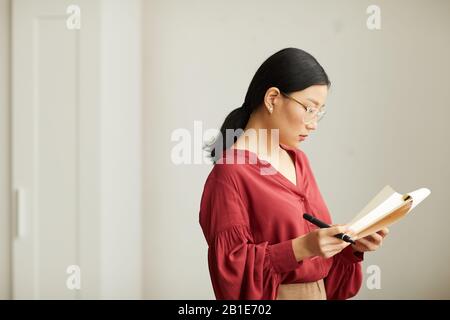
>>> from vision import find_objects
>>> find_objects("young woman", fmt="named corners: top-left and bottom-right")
top-left (199, 48), bottom-right (389, 300)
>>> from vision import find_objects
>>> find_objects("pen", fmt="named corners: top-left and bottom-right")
top-left (303, 213), bottom-right (356, 244)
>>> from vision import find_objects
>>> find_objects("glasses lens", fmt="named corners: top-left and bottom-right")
top-left (317, 109), bottom-right (326, 121)
top-left (304, 109), bottom-right (326, 124)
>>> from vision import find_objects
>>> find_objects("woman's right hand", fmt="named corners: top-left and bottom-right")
top-left (292, 225), bottom-right (352, 261)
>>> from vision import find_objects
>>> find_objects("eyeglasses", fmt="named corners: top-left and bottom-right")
top-left (280, 91), bottom-right (326, 124)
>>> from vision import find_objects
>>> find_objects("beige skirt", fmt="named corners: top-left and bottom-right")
top-left (276, 279), bottom-right (326, 300)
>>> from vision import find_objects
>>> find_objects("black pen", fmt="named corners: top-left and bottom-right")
top-left (303, 213), bottom-right (356, 244)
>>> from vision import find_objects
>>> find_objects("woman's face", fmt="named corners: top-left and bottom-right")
top-left (265, 85), bottom-right (328, 148)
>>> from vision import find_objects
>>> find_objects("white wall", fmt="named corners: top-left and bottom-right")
top-left (99, 0), bottom-right (143, 299)
top-left (0, 0), bottom-right (11, 299)
top-left (142, 0), bottom-right (450, 299)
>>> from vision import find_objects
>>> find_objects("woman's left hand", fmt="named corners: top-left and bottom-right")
top-left (350, 228), bottom-right (389, 252)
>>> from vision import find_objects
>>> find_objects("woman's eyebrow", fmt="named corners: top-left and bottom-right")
top-left (307, 98), bottom-right (325, 108)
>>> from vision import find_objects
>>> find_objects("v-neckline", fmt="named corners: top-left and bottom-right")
top-left (229, 143), bottom-right (301, 192)
top-left (278, 144), bottom-right (299, 188)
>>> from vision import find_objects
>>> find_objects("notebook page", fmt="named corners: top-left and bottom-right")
top-left (406, 188), bottom-right (431, 211)
top-left (349, 191), bottom-right (404, 233)
top-left (348, 187), bottom-right (431, 234)
top-left (348, 185), bottom-right (396, 226)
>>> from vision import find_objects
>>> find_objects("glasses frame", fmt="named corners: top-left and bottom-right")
top-left (280, 91), bottom-right (326, 124)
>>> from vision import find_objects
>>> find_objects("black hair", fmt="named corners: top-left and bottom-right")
top-left (205, 47), bottom-right (331, 163)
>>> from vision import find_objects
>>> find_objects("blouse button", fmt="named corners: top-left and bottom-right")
top-left (300, 196), bottom-right (305, 202)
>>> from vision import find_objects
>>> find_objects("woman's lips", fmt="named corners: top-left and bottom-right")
top-left (299, 134), bottom-right (308, 141)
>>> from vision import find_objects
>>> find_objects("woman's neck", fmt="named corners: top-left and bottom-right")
top-left (233, 111), bottom-right (282, 160)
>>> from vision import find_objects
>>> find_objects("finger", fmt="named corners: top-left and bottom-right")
top-left (367, 232), bottom-right (383, 244)
top-left (322, 233), bottom-right (354, 247)
top-left (327, 243), bottom-right (350, 256)
top-left (332, 241), bottom-right (351, 249)
top-left (356, 237), bottom-right (377, 251)
top-left (330, 224), bottom-right (356, 239)
top-left (351, 243), bottom-right (364, 252)
top-left (344, 230), bottom-right (358, 242)
top-left (345, 229), bottom-right (357, 238)
top-left (340, 241), bottom-right (351, 249)
top-left (324, 225), bottom-right (349, 236)
top-left (324, 240), bottom-right (350, 252)
top-left (377, 228), bottom-right (389, 238)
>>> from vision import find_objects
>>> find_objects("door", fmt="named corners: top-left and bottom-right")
top-left (12, 0), bottom-right (100, 299)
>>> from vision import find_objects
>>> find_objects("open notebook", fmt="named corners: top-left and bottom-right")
top-left (347, 185), bottom-right (431, 239)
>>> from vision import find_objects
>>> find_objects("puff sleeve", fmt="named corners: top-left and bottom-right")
top-left (199, 178), bottom-right (300, 300)
top-left (324, 245), bottom-right (364, 299)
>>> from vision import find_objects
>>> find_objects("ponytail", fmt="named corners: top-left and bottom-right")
top-left (206, 103), bottom-right (251, 162)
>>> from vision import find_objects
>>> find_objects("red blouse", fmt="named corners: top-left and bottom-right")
top-left (199, 143), bottom-right (364, 300)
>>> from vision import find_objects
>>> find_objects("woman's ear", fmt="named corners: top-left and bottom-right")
top-left (264, 87), bottom-right (281, 114)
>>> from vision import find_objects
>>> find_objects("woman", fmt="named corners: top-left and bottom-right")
top-left (199, 48), bottom-right (388, 300)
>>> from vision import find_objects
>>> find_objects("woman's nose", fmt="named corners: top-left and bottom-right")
top-left (306, 119), bottom-right (318, 130)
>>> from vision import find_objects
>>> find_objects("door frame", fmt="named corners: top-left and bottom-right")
top-left (0, 0), bottom-right (12, 300)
